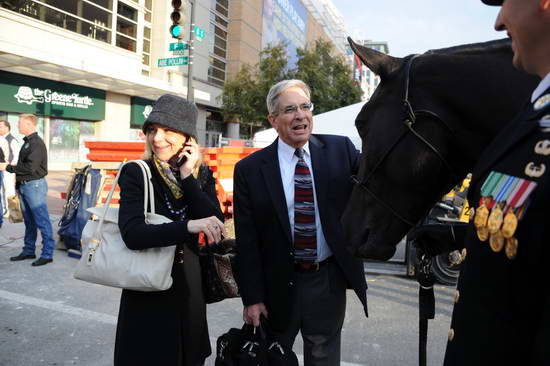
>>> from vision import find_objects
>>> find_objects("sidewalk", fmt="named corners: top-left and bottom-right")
top-left (0, 171), bottom-right (72, 249)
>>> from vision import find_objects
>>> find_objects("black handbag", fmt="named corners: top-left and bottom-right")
top-left (215, 320), bottom-right (299, 366)
top-left (199, 238), bottom-right (240, 304)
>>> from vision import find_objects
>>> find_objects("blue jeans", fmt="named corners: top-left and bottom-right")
top-left (18, 178), bottom-right (55, 259)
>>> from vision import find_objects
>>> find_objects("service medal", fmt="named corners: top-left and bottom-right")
top-left (477, 226), bottom-right (489, 242)
top-left (489, 231), bottom-right (505, 252)
top-left (474, 201), bottom-right (489, 228)
top-left (487, 204), bottom-right (503, 234)
top-left (505, 237), bottom-right (518, 260)
top-left (534, 93), bottom-right (550, 110)
top-left (501, 209), bottom-right (518, 239)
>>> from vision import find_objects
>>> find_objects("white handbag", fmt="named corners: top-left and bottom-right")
top-left (74, 160), bottom-right (176, 292)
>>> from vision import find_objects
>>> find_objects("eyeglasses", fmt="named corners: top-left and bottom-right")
top-left (274, 102), bottom-right (314, 116)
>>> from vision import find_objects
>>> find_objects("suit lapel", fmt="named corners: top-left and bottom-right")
top-left (472, 101), bottom-right (541, 186)
top-left (309, 135), bottom-right (328, 221)
top-left (260, 139), bottom-right (292, 243)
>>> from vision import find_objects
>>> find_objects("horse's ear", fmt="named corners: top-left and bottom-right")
top-left (347, 37), bottom-right (402, 79)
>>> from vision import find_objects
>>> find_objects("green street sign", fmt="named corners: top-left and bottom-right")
top-left (158, 56), bottom-right (189, 67)
top-left (169, 42), bottom-right (188, 51)
top-left (194, 25), bottom-right (205, 42)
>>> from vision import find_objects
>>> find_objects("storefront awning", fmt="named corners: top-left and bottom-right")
top-left (0, 52), bottom-right (211, 103)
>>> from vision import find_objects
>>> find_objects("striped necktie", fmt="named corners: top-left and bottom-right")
top-left (293, 148), bottom-right (317, 263)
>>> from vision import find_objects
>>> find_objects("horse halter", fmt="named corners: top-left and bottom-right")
top-left (351, 54), bottom-right (460, 227)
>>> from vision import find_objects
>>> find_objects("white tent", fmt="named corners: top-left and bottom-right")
top-left (252, 102), bottom-right (364, 150)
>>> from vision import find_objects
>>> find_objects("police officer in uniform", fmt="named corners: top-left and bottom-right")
top-left (410, 0), bottom-right (550, 364)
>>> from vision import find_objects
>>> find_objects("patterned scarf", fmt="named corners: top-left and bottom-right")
top-left (152, 155), bottom-right (183, 199)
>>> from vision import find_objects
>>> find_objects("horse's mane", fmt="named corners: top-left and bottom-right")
top-left (425, 38), bottom-right (511, 56)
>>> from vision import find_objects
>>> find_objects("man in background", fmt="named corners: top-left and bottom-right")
top-left (0, 133), bottom-right (8, 228)
top-left (0, 120), bottom-right (21, 203)
top-left (0, 114), bottom-right (54, 266)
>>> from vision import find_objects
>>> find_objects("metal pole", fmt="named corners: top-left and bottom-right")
top-left (187, 0), bottom-right (195, 101)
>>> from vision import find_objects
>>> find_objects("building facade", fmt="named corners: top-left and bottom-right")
top-left (0, 0), bottom-right (347, 170)
top-left (227, 0), bottom-right (347, 79)
top-left (348, 40), bottom-right (389, 101)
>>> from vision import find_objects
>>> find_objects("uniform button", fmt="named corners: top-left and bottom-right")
top-left (289, 282), bottom-right (293, 286)
top-left (454, 290), bottom-right (460, 303)
top-left (448, 328), bottom-right (455, 341)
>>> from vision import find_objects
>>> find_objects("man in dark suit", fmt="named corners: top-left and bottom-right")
top-left (234, 79), bottom-right (368, 366)
top-left (411, 0), bottom-right (550, 364)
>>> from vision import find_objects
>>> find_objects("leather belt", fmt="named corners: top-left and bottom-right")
top-left (294, 256), bottom-right (333, 273)
top-left (19, 178), bottom-right (37, 185)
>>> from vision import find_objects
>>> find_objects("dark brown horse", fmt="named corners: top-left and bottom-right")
top-left (342, 38), bottom-right (538, 261)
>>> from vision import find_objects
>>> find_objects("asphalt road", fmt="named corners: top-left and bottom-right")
top-left (0, 172), bottom-right (456, 366)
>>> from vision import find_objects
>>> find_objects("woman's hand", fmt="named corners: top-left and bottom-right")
top-left (179, 140), bottom-right (200, 179)
top-left (187, 216), bottom-right (227, 244)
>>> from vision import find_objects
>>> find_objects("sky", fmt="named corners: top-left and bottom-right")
top-left (332, 0), bottom-right (504, 57)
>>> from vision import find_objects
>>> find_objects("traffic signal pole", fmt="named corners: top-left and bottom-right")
top-left (187, 0), bottom-right (195, 102)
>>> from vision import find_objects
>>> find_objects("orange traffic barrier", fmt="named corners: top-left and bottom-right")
top-left (83, 141), bottom-right (261, 217)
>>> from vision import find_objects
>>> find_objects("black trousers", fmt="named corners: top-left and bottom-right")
top-left (273, 259), bottom-right (347, 366)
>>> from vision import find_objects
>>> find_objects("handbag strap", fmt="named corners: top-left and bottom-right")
top-left (95, 160), bottom-right (156, 236)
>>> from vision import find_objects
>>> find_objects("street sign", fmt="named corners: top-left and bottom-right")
top-left (194, 25), bottom-right (205, 42)
top-left (169, 42), bottom-right (188, 51)
top-left (158, 56), bottom-right (189, 67)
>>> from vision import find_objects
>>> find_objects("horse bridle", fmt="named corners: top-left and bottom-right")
top-left (351, 54), bottom-right (460, 227)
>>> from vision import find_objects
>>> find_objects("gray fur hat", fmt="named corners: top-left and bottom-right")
top-left (142, 94), bottom-right (197, 137)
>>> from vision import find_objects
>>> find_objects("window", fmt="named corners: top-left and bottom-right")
top-left (142, 26), bottom-right (151, 68)
top-left (116, 2), bottom-right (138, 52)
top-left (208, 1), bottom-right (228, 86)
top-left (117, 2), bottom-right (137, 21)
top-left (116, 34), bottom-right (136, 52)
top-left (87, 0), bottom-right (112, 9)
top-left (2, 1), bottom-right (143, 54)
top-left (1, 1), bottom-right (113, 44)
top-left (117, 17), bottom-right (136, 37)
top-left (144, 0), bottom-right (152, 22)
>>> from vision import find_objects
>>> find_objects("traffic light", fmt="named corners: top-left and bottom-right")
top-left (170, 0), bottom-right (184, 39)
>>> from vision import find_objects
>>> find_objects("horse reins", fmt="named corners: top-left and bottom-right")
top-left (351, 54), bottom-right (460, 228)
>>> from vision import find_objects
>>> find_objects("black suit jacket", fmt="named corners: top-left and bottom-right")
top-left (234, 134), bottom-right (368, 331)
top-left (443, 87), bottom-right (550, 365)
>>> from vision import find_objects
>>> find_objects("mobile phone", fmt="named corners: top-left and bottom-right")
top-left (168, 146), bottom-right (188, 167)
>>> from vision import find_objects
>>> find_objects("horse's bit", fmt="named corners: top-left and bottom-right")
top-left (351, 54), bottom-right (460, 227)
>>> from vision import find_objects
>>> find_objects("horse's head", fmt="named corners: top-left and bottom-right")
top-left (342, 37), bottom-right (537, 260)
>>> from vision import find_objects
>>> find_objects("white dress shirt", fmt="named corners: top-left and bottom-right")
top-left (531, 72), bottom-right (550, 103)
top-left (277, 138), bottom-right (332, 262)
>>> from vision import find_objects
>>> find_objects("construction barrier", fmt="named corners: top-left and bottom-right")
top-left (64, 141), bottom-right (260, 217)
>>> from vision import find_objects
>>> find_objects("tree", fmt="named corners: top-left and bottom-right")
top-left (220, 44), bottom-right (290, 134)
top-left (293, 40), bottom-right (363, 114)
top-left (219, 40), bottom-right (362, 136)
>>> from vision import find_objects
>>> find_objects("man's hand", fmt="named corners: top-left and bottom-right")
top-left (0, 163), bottom-right (8, 171)
top-left (243, 302), bottom-right (268, 327)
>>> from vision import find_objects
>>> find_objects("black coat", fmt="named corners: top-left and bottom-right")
top-left (115, 160), bottom-right (223, 366)
top-left (234, 135), bottom-right (368, 331)
top-left (444, 87), bottom-right (550, 365)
